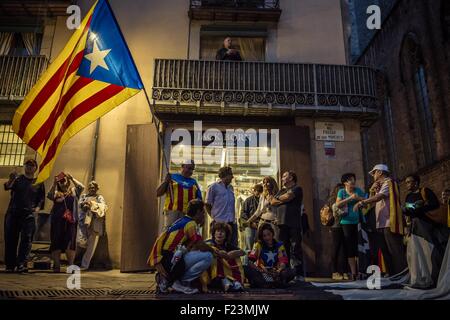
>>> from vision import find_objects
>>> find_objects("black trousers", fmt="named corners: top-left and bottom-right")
top-left (375, 228), bottom-right (407, 275)
top-left (278, 225), bottom-right (303, 274)
top-left (244, 265), bottom-right (295, 288)
top-left (4, 211), bottom-right (36, 269)
top-left (331, 227), bottom-right (347, 273)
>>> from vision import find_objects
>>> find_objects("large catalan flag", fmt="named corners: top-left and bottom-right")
top-left (12, 0), bottom-right (143, 183)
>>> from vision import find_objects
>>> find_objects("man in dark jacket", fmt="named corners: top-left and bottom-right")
top-left (240, 184), bottom-right (263, 264)
top-left (271, 171), bottom-right (304, 277)
top-left (4, 159), bottom-right (45, 273)
top-left (403, 175), bottom-right (448, 287)
top-left (216, 37), bottom-right (242, 61)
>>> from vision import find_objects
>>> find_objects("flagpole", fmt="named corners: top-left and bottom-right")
top-left (142, 86), bottom-right (174, 202)
top-left (89, 119), bottom-right (101, 181)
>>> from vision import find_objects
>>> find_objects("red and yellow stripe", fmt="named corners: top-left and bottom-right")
top-left (164, 182), bottom-right (198, 213)
top-left (12, 0), bottom-right (140, 183)
top-left (388, 179), bottom-right (405, 235)
top-left (148, 220), bottom-right (198, 267)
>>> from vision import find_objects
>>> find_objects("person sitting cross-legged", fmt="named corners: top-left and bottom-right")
top-left (244, 223), bottom-right (295, 288)
top-left (148, 199), bottom-right (220, 294)
top-left (201, 222), bottom-right (246, 292)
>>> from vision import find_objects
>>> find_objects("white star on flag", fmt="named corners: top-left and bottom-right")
top-left (84, 40), bottom-right (111, 74)
top-left (264, 251), bottom-right (277, 264)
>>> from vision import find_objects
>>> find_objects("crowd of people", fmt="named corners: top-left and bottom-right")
top-left (151, 161), bottom-right (305, 294)
top-left (3, 158), bottom-right (449, 295)
top-left (3, 159), bottom-right (108, 273)
top-left (323, 164), bottom-right (450, 288)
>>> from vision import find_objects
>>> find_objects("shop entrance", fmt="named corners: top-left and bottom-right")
top-left (167, 125), bottom-right (280, 243)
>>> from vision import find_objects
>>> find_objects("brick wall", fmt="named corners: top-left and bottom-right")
top-left (357, 0), bottom-right (450, 191)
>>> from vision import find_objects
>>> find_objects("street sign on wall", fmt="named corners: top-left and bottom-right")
top-left (315, 122), bottom-right (344, 141)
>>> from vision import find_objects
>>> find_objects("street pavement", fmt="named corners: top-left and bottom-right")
top-left (0, 268), bottom-right (341, 300)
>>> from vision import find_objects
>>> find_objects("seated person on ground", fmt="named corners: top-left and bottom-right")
top-left (245, 223), bottom-right (295, 288)
top-left (202, 222), bottom-right (246, 292)
top-left (148, 199), bottom-right (218, 294)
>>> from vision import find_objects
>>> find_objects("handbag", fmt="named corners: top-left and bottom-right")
top-left (320, 205), bottom-right (334, 226)
top-left (62, 196), bottom-right (75, 224)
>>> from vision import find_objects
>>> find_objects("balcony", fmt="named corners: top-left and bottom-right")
top-left (0, 0), bottom-right (74, 17)
top-left (152, 59), bottom-right (383, 124)
top-left (189, 0), bottom-right (281, 22)
top-left (0, 55), bottom-right (49, 104)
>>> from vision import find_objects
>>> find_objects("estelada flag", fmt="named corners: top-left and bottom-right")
top-left (12, 0), bottom-right (143, 183)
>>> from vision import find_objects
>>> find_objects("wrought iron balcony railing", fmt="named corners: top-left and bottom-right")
top-left (189, 0), bottom-right (281, 22)
top-left (0, 55), bottom-right (49, 102)
top-left (152, 59), bottom-right (382, 120)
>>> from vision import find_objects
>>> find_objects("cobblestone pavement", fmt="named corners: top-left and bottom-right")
top-left (0, 268), bottom-right (341, 300)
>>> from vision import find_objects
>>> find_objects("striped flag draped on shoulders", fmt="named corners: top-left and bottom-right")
top-left (12, 0), bottom-right (143, 183)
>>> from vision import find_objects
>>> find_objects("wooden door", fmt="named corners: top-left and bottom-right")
top-left (121, 124), bottom-right (160, 272)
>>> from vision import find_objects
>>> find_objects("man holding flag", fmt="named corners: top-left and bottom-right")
top-left (12, 0), bottom-right (143, 183)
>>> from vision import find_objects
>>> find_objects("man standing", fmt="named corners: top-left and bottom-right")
top-left (205, 166), bottom-right (237, 247)
top-left (3, 159), bottom-right (45, 273)
top-left (216, 37), bottom-right (242, 61)
top-left (354, 164), bottom-right (407, 276)
top-left (271, 171), bottom-right (304, 277)
top-left (403, 175), bottom-right (448, 287)
top-left (156, 160), bottom-right (202, 229)
top-left (240, 184), bottom-right (263, 264)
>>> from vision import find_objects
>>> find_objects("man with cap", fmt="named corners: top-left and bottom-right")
top-left (156, 160), bottom-right (202, 229)
top-left (3, 159), bottom-right (45, 273)
top-left (354, 164), bottom-right (407, 275)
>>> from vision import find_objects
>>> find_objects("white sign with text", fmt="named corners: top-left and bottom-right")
top-left (315, 122), bottom-right (344, 141)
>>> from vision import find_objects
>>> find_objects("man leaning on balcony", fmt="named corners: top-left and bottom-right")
top-left (216, 37), bottom-right (242, 61)
top-left (156, 160), bottom-right (202, 229)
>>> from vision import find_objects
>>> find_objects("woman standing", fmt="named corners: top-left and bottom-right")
top-left (246, 176), bottom-right (279, 239)
top-left (329, 183), bottom-right (349, 280)
top-left (79, 181), bottom-right (108, 270)
top-left (203, 222), bottom-right (246, 292)
top-left (335, 173), bottom-right (366, 280)
top-left (48, 172), bottom-right (84, 272)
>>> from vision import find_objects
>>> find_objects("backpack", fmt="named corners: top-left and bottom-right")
top-left (320, 205), bottom-right (334, 226)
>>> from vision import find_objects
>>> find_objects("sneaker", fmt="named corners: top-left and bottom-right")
top-left (294, 275), bottom-right (305, 282)
top-left (230, 281), bottom-right (244, 292)
top-left (222, 278), bottom-right (232, 292)
top-left (332, 272), bottom-right (343, 280)
top-left (343, 273), bottom-right (349, 280)
top-left (171, 280), bottom-right (199, 295)
top-left (17, 265), bottom-right (28, 273)
top-left (5, 267), bottom-right (15, 273)
top-left (156, 273), bottom-right (169, 294)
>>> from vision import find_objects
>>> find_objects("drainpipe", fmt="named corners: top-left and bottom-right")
top-left (89, 119), bottom-right (100, 181)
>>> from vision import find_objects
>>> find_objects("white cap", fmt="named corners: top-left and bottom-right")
top-left (369, 164), bottom-right (389, 175)
top-left (182, 159), bottom-right (195, 166)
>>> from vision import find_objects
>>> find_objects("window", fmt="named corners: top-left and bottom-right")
top-left (400, 33), bottom-right (437, 166)
top-left (414, 65), bottom-right (436, 164)
top-left (383, 96), bottom-right (398, 174)
top-left (0, 124), bottom-right (27, 166)
top-left (200, 35), bottom-right (265, 61)
top-left (0, 32), bottom-right (43, 56)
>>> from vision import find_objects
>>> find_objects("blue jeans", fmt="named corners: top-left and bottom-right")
top-left (181, 251), bottom-right (213, 283)
top-left (244, 227), bottom-right (256, 265)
